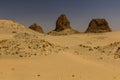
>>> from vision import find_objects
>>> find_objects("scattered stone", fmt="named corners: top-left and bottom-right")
top-left (12, 31), bottom-right (17, 33)
top-left (89, 48), bottom-right (93, 51)
top-left (114, 47), bottom-right (120, 59)
top-left (99, 57), bottom-right (103, 60)
top-left (95, 41), bottom-right (120, 59)
top-left (0, 39), bottom-right (64, 58)
top-left (72, 74), bottom-right (75, 77)
top-left (14, 32), bottom-right (38, 39)
top-left (37, 74), bottom-right (40, 77)
top-left (19, 55), bottom-right (23, 57)
top-left (11, 68), bottom-right (15, 71)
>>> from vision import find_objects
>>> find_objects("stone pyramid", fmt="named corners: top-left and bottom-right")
top-left (29, 23), bottom-right (44, 33)
top-left (85, 19), bottom-right (112, 33)
top-left (48, 14), bottom-right (79, 35)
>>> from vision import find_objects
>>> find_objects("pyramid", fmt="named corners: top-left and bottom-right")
top-left (29, 23), bottom-right (44, 33)
top-left (48, 14), bottom-right (79, 35)
top-left (85, 19), bottom-right (112, 33)
top-left (55, 14), bottom-right (71, 31)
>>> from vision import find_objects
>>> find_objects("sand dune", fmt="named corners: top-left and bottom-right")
top-left (0, 53), bottom-right (120, 80)
top-left (0, 20), bottom-right (120, 80)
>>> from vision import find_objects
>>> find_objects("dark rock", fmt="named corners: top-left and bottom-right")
top-left (85, 19), bottom-right (112, 33)
top-left (29, 23), bottom-right (44, 33)
top-left (55, 14), bottom-right (71, 31)
top-left (114, 47), bottom-right (120, 59)
top-left (48, 14), bottom-right (80, 35)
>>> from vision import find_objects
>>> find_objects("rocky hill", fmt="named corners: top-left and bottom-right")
top-left (0, 39), bottom-right (64, 58)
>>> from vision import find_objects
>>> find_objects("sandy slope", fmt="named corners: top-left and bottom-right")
top-left (44, 31), bottom-right (120, 47)
top-left (0, 24), bottom-right (120, 80)
top-left (0, 53), bottom-right (120, 80)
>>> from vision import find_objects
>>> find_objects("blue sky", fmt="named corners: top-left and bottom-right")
top-left (0, 0), bottom-right (120, 32)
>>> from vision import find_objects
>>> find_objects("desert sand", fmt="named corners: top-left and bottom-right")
top-left (0, 20), bottom-right (120, 80)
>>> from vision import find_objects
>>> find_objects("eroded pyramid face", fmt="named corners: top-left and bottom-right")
top-left (86, 19), bottom-right (112, 33)
top-left (29, 23), bottom-right (44, 33)
top-left (55, 14), bottom-right (71, 31)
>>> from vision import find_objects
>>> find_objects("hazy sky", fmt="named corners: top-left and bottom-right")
top-left (0, 0), bottom-right (120, 32)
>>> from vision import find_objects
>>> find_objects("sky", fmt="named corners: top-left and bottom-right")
top-left (0, 0), bottom-right (120, 32)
